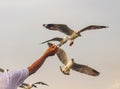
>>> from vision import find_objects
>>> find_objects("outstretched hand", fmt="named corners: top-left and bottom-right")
top-left (45, 44), bottom-right (57, 56)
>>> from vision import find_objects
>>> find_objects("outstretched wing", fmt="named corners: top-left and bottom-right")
top-left (20, 83), bottom-right (29, 86)
top-left (79, 25), bottom-right (108, 33)
top-left (32, 84), bottom-right (37, 88)
top-left (41, 37), bottom-right (63, 44)
top-left (56, 47), bottom-right (69, 65)
top-left (35, 82), bottom-right (48, 86)
top-left (19, 85), bottom-right (25, 88)
top-left (19, 83), bottom-right (29, 88)
top-left (43, 24), bottom-right (74, 35)
top-left (47, 42), bottom-right (68, 65)
top-left (72, 63), bottom-right (100, 76)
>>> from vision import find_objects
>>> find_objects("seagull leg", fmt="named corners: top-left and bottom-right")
top-left (69, 40), bottom-right (74, 46)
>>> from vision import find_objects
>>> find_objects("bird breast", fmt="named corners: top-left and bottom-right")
top-left (68, 32), bottom-right (79, 40)
top-left (64, 59), bottom-right (74, 71)
top-left (61, 37), bottom-right (67, 43)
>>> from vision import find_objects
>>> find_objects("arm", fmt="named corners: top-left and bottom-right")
top-left (28, 44), bottom-right (57, 75)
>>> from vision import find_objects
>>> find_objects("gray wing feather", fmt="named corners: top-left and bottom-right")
top-left (19, 85), bottom-right (25, 88)
top-left (35, 82), bottom-right (48, 86)
top-left (56, 47), bottom-right (68, 65)
top-left (72, 63), bottom-right (100, 76)
top-left (41, 37), bottom-right (63, 44)
top-left (32, 84), bottom-right (37, 88)
top-left (19, 83), bottom-right (28, 88)
top-left (56, 24), bottom-right (75, 35)
top-left (79, 25), bottom-right (108, 33)
top-left (47, 42), bottom-right (68, 64)
top-left (44, 24), bottom-right (74, 35)
top-left (20, 83), bottom-right (29, 86)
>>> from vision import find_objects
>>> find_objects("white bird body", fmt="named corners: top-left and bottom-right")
top-left (19, 83), bottom-right (36, 89)
top-left (60, 59), bottom-right (74, 75)
top-left (67, 31), bottom-right (79, 40)
top-left (58, 36), bottom-right (68, 47)
top-left (22, 85), bottom-right (32, 89)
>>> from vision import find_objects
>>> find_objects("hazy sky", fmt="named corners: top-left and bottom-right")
top-left (0, 0), bottom-right (120, 89)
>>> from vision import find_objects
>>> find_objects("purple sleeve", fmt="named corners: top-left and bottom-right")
top-left (7, 68), bottom-right (29, 87)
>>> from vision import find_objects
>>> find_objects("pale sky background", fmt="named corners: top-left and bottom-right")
top-left (0, 0), bottom-right (120, 89)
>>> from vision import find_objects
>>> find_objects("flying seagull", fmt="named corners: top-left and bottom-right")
top-left (43, 24), bottom-right (108, 46)
top-left (41, 37), bottom-right (68, 47)
top-left (48, 43), bottom-right (100, 76)
top-left (19, 81), bottom-right (48, 89)
top-left (0, 68), bottom-right (9, 73)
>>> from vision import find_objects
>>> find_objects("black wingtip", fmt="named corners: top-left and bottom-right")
top-left (92, 69), bottom-right (100, 76)
top-left (40, 41), bottom-right (47, 44)
top-left (104, 26), bottom-right (109, 28)
top-left (99, 25), bottom-right (108, 29)
top-left (47, 42), bottom-right (54, 47)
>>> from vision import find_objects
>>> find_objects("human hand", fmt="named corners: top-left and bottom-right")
top-left (45, 43), bottom-right (57, 56)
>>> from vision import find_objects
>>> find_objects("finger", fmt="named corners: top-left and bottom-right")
top-left (51, 45), bottom-right (57, 51)
top-left (51, 45), bottom-right (56, 48)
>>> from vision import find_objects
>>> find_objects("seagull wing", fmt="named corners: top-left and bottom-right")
top-left (20, 83), bottom-right (29, 86)
top-left (72, 63), bottom-right (100, 76)
top-left (0, 68), bottom-right (4, 72)
top-left (43, 24), bottom-right (74, 35)
top-left (47, 42), bottom-right (68, 65)
top-left (19, 85), bottom-right (25, 88)
top-left (35, 82), bottom-right (48, 86)
top-left (19, 83), bottom-right (25, 88)
top-left (56, 47), bottom-right (68, 65)
top-left (19, 83), bottom-right (29, 88)
top-left (41, 37), bottom-right (63, 44)
top-left (32, 84), bottom-right (37, 88)
top-left (79, 25), bottom-right (108, 33)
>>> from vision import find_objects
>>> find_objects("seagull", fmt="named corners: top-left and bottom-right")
top-left (41, 37), bottom-right (68, 47)
top-left (48, 43), bottom-right (100, 76)
top-left (0, 68), bottom-right (9, 73)
top-left (19, 81), bottom-right (48, 89)
top-left (43, 24), bottom-right (108, 46)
